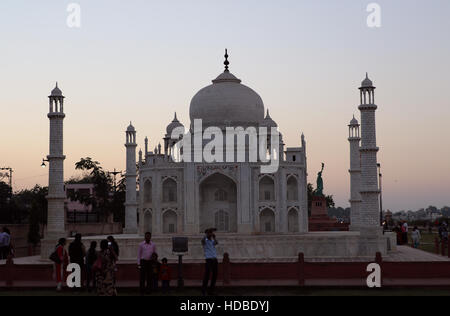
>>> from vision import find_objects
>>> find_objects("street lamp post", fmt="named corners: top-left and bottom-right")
top-left (377, 163), bottom-right (383, 227)
top-left (41, 158), bottom-right (49, 168)
top-left (107, 169), bottom-right (122, 192)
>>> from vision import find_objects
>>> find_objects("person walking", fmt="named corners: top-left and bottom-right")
top-left (402, 222), bottom-right (409, 244)
top-left (85, 241), bottom-right (98, 292)
top-left (411, 226), bottom-right (421, 249)
top-left (201, 228), bottom-right (218, 296)
top-left (69, 233), bottom-right (86, 286)
top-left (107, 236), bottom-right (119, 259)
top-left (95, 239), bottom-right (118, 296)
top-left (138, 232), bottom-right (156, 295)
top-left (439, 222), bottom-right (449, 244)
top-left (54, 238), bottom-right (69, 291)
top-left (0, 227), bottom-right (11, 260)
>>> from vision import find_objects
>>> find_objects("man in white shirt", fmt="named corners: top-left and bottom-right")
top-left (201, 228), bottom-right (218, 296)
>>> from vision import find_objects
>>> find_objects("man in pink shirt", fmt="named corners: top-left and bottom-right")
top-left (138, 232), bottom-right (156, 294)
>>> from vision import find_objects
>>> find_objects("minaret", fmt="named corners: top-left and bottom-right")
top-left (46, 83), bottom-right (66, 239)
top-left (124, 122), bottom-right (138, 234)
top-left (348, 116), bottom-right (362, 230)
top-left (358, 74), bottom-right (381, 234)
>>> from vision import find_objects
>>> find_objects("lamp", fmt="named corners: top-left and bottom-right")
top-left (41, 158), bottom-right (49, 168)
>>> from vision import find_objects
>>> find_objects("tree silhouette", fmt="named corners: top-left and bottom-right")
top-left (70, 157), bottom-right (125, 224)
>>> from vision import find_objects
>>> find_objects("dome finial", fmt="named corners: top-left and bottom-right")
top-left (350, 115), bottom-right (359, 126)
top-left (224, 48), bottom-right (230, 72)
top-left (50, 82), bottom-right (63, 97)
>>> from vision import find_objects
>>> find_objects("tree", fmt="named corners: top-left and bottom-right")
top-left (26, 186), bottom-right (48, 245)
top-left (70, 157), bottom-right (125, 224)
top-left (111, 175), bottom-right (126, 224)
top-left (0, 181), bottom-right (12, 222)
top-left (307, 183), bottom-right (335, 216)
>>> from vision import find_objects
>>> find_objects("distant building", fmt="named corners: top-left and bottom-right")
top-left (65, 183), bottom-right (96, 223)
top-left (65, 183), bottom-right (94, 212)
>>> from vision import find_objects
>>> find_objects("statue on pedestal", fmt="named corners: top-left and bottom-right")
top-left (314, 163), bottom-right (325, 196)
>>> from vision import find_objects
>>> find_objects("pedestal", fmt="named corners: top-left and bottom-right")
top-left (309, 195), bottom-right (348, 232)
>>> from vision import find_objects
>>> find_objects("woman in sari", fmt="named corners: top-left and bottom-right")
top-left (54, 238), bottom-right (69, 291)
top-left (95, 239), bottom-right (118, 296)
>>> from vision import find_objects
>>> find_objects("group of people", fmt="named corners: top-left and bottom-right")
top-left (137, 232), bottom-right (171, 295)
top-left (137, 228), bottom-right (218, 296)
top-left (51, 228), bottom-right (219, 296)
top-left (0, 227), bottom-right (13, 260)
top-left (394, 221), bottom-right (410, 245)
top-left (394, 221), bottom-right (422, 248)
top-left (393, 221), bottom-right (450, 249)
top-left (52, 234), bottom-right (119, 295)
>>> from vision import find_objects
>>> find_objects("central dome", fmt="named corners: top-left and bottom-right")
top-left (189, 70), bottom-right (265, 128)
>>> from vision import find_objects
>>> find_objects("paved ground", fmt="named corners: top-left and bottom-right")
top-left (384, 246), bottom-right (450, 262)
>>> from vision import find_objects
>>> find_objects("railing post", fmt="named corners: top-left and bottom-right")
top-left (298, 252), bottom-right (305, 286)
top-left (435, 237), bottom-right (440, 255)
top-left (6, 256), bottom-right (14, 288)
top-left (223, 253), bottom-right (230, 285)
top-left (446, 239), bottom-right (450, 258)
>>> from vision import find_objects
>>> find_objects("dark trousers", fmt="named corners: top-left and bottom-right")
top-left (86, 264), bottom-right (96, 291)
top-left (151, 275), bottom-right (158, 290)
top-left (0, 246), bottom-right (10, 260)
top-left (202, 258), bottom-right (218, 294)
top-left (161, 280), bottom-right (170, 293)
top-left (402, 232), bottom-right (408, 244)
top-left (140, 260), bottom-right (152, 293)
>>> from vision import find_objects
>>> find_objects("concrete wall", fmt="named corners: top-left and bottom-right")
top-left (3, 222), bottom-right (122, 258)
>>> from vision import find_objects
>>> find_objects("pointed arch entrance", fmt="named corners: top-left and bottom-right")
top-left (199, 173), bottom-right (237, 233)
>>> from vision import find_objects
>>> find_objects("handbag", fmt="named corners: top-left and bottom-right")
top-left (49, 246), bottom-right (62, 264)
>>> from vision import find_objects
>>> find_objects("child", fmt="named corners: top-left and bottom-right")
top-left (150, 252), bottom-right (161, 291)
top-left (159, 258), bottom-right (171, 293)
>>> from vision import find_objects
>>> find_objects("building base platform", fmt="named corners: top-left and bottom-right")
top-left (40, 231), bottom-right (397, 262)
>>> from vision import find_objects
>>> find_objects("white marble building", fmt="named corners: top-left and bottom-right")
top-left (42, 56), bottom-right (395, 261)
top-left (125, 54), bottom-right (309, 237)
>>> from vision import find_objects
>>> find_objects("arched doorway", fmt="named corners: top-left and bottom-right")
top-left (163, 178), bottom-right (177, 203)
top-left (200, 173), bottom-right (237, 233)
top-left (288, 208), bottom-right (299, 233)
top-left (143, 210), bottom-right (152, 233)
top-left (259, 176), bottom-right (275, 201)
top-left (287, 176), bottom-right (298, 201)
top-left (260, 208), bottom-right (275, 233)
top-left (163, 210), bottom-right (177, 234)
top-left (144, 180), bottom-right (152, 203)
